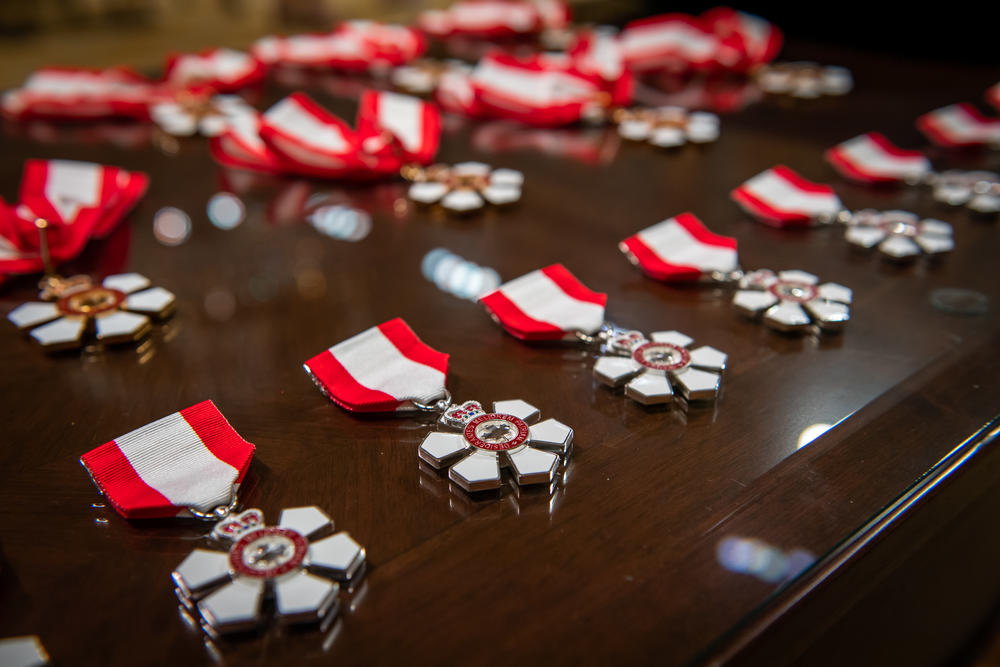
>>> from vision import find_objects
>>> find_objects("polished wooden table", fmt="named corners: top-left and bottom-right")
top-left (0, 39), bottom-right (998, 666)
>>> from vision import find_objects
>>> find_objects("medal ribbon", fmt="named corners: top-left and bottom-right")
top-left (825, 132), bottom-right (932, 184)
top-left (730, 164), bottom-right (843, 227)
top-left (163, 48), bottom-right (266, 92)
top-left (252, 21), bottom-right (425, 70)
top-left (916, 103), bottom-right (1000, 148)
top-left (479, 264), bottom-right (607, 341)
top-left (304, 318), bottom-right (449, 412)
top-left (620, 212), bottom-right (738, 282)
top-left (80, 400), bottom-right (255, 519)
top-left (211, 90), bottom-right (440, 177)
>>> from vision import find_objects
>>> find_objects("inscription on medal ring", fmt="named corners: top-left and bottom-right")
top-left (632, 342), bottom-right (691, 372)
top-left (767, 280), bottom-right (818, 304)
top-left (463, 413), bottom-right (530, 451)
top-left (229, 527), bottom-right (308, 579)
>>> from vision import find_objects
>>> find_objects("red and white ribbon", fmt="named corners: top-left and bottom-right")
top-left (479, 264), bottom-right (607, 341)
top-left (211, 90), bottom-right (440, 177)
top-left (163, 48), bottom-right (266, 92)
top-left (620, 14), bottom-right (724, 72)
top-left (619, 212), bottom-right (738, 282)
top-left (418, 0), bottom-right (568, 38)
top-left (0, 160), bottom-right (148, 277)
top-left (731, 165), bottom-right (843, 227)
top-left (80, 401), bottom-right (255, 519)
top-left (253, 21), bottom-right (425, 71)
top-left (916, 103), bottom-right (1000, 148)
top-left (304, 318), bottom-right (449, 412)
top-left (702, 7), bottom-right (782, 72)
top-left (440, 51), bottom-right (629, 127)
top-left (824, 132), bottom-right (931, 184)
top-left (1, 67), bottom-right (161, 121)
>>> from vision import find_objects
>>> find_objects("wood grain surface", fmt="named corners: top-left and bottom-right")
top-left (0, 38), bottom-right (997, 665)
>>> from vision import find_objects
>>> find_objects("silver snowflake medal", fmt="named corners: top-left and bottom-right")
top-left (844, 209), bottom-right (954, 261)
top-left (593, 330), bottom-right (727, 406)
top-left (733, 269), bottom-right (852, 334)
top-left (390, 58), bottom-right (471, 95)
top-left (173, 506), bottom-right (366, 635)
top-left (151, 91), bottom-right (255, 138)
top-left (403, 161), bottom-right (523, 213)
top-left (418, 399), bottom-right (572, 493)
top-left (755, 62), bottom-right (853, 98)
top-left (927, 170), bottom-right (1000, 214)
top-left (7, 271), bottom-right (176, 352)
top-left (613, 106), bottom-right (720, 147)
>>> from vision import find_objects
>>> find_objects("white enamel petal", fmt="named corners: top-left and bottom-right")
top-left (777, 270), bottom-right (818, 285)
top-left (740, 269), bottom-right (778, 289)
top-left (8, 302), bottom-right (60, 329)
top-left (878, 235), bottom-right (921, 259)
top-left (915, 234), bottom-right (955, 255)
top-left (920, 219), bottom-right (953, 237)
top-left (481, 184), bottom-right (521, 206)
top-left (155, 109), bottom-right (198, 136)
top-left (817, 282), bottom-right (853, 304)
top-left (441, 189), bottom-right (484, 212)
top-left (30, 316), bottom-right (85, 348)
top-left (124, 287), bottom-right (175, 316)
top-left (103, 273), bottom-right (151, 294)
top-left (649, 331), bottom-right (693, 347)
top-left (418, 431), bottom-right (470, 467)
top-left (173, 549), bottom-right (233, 598)
top-left (279, 506), bottom-right (331, 539)
top-left (733, 289), bottom-right (779, 315)
top-left (94, 311), bottom-right (149, 342)
top-left (763, 301), bottom-right (811, 331)
top-left (198, 578), bottom-right (265, 634)
top-left (686, 113), bottom-right (720, 143)
top-left (449, 450), bottom-right (502, 492)
top-left (624, 370), bottom-right (674, 405)
top-left (618, 119), bottom-right (652, 141)
top-left (968, 194), bottom-right (1000, 213)
top-left (309, 532), bottom-right (366, 582)
top-left (821, 67), bottom-right (853, 95)
top-left (688, 345), bottom-right (727, 371)
top-left (593, 355), bottom-right (643, 387)
top-left (845, 225), bottom-right (887, 248)
top-left (490, 168), bottom-right (523, 186)
top-left (408, 181), bottom-right (449, 204)
top-left (671, 366), bottom-right (721, 401)
top-left (528, 418), bottom-right (573, 455)
top-left (492, 399), bottom-right (539, 422)
top-left (0, 636), bottom-right (47, 667)
top-left (507, 446), bottom-right (559, 486)
top-left (200, 115), bottom-right (230, 137)
top-left (934, 184), bottom-right (972, 205)
top-left (650, 126), bottom-right (685, 147)
top-left (273, 570), bottom-right (339, 624)
top-left (804, 299), bottom-right (850, 331)
top-left (452, 162), bottom-right (491, 177)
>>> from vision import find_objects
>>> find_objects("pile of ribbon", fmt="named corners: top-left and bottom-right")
top-left (210, 89), bottom-right (441, 179)
top-left (0, 160), bottom-right (148, 281)
top-left (2, 48), bottom-right (265, 123)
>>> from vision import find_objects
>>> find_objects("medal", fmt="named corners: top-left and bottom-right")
top-left (826, 131), bottom-right (1000, 214)
top-left (731, 165), bottom-right (958, 261)
top-left (173, 506), bottom-right (365, 636)
top-left (753, 62), bottom-right (853, 98)
top-left (732, 269), bottom-right (851, 334)
top-left (80, 401), bottom-right (367, 635)
top-left (403, 161), bottom-right (523, 212)
top-left (479, 264), bottom-right (729, 405)
top-left (6, 217), bottom-right (174, 353)
top-left (304, 318), bottom-right (573, 494)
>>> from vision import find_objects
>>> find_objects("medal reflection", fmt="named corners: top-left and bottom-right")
top-left (173, 507), bottom-right (366, 636)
